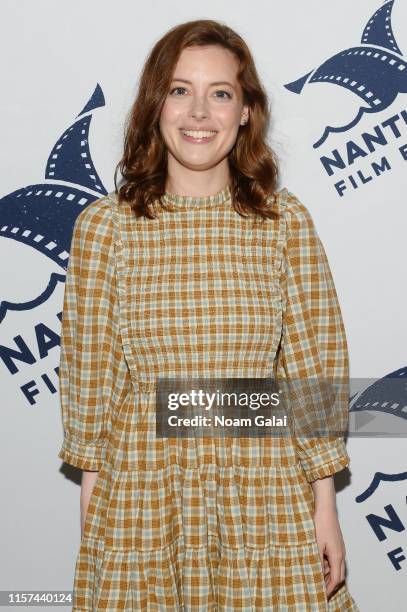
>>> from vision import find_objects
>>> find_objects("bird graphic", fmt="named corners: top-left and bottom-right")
top-left (284, 0), bottom-right (406, 148)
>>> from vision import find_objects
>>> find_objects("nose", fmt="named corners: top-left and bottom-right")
top-left (188, 94), bottom-right (210, 120)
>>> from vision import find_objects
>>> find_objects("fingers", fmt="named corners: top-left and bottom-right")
top-left (323, 553), bottom-right (346, 598)
top-left (318, 546), bottom-right (325, 573)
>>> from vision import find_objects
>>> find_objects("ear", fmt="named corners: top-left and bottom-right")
top-left (240, 105), bottom-right (249, 125)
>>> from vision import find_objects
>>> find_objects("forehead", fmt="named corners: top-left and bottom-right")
top-left (172, 45), bottom-right (240, 81)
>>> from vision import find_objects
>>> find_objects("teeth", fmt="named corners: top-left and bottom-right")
top-left (182, 130), bottom-right (217, 138)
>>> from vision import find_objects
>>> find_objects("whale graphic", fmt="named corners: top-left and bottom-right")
top-left (284, 0), bottom-right (406, 148)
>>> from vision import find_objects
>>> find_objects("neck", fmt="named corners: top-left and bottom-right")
top-left (165, 158), bottom-right (230, 197)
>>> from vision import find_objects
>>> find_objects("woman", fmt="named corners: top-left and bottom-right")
top-left (58, 19), bottom-right (360, 610)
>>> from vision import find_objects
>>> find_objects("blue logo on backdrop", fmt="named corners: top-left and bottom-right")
top-left (351, 369), bottom-right (407, 574)
top-left (356, 469), bottom-right (407, 572)
top-left (350, 367), bottom-right (407, 423)
top-left (284, 0), bottom-right (407, 196)
top-left (0, 85), bottom-right (107, 405)
top-left (0, 83), bottom-right (106, 275)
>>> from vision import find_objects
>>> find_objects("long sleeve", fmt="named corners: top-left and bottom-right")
top-left (275, 191), bottom-right (351, 483)
top-left (57, 197), bottom-right (128, 471)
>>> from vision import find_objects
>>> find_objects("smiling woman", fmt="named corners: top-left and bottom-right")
top-left (113, 20), bottom-right (281, 220)
top-left (58, 18), bottom-right (360, 612)
top-left (159, 45), bottom-right (248, 186)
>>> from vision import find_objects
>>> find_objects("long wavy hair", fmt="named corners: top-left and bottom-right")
top-left (114, 19), bottom-right (280, 220)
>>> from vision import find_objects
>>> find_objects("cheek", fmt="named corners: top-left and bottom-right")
top-left (217, 107), bottom-right (242, 130)
top-left (159, 103), bottom-right (179, 130)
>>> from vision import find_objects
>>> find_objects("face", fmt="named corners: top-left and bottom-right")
top-left (159, 45), bottom-right (249, 174)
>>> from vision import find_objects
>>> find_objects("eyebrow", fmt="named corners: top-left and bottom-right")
top-left (171, 78), bottom-right (235, 88)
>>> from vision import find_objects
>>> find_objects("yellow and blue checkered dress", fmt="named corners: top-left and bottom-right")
top-left (58, 185), bottom-right (359, 610)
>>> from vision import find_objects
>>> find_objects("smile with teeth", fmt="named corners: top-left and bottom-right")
top-left (182, 130), bottom-right (217, 138)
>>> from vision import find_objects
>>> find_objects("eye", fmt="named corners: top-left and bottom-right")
top-left (169, 87), bottom-right (232, 99)
top-left (169, 86), bottom-right (187, 96)
top-left (214, 90), bottom-right (232, 99)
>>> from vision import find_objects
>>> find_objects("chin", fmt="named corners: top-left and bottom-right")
top-left (182, 161), bottom-right (220, 171)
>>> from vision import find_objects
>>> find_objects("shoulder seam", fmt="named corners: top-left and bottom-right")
top-left (75, 195), bottom-right (114, 224)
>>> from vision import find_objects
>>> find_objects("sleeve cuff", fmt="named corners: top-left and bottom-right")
top-left (297, 438), bottom-right (350, 482)
top-left (58, 437), bottom-right (106, 471)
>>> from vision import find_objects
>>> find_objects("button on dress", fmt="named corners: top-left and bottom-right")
top-left (58, 185), bottom-right (360, 611)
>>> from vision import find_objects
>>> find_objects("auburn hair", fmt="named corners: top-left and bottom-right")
top-left (114, 19), bottom-right (280, 220)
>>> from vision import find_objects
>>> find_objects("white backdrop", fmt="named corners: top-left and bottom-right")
top-left (1, 1), bottom-right (406, 610)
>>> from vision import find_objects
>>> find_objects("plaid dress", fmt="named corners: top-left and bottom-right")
top-left (58, 185), bottom-right (360, 611)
